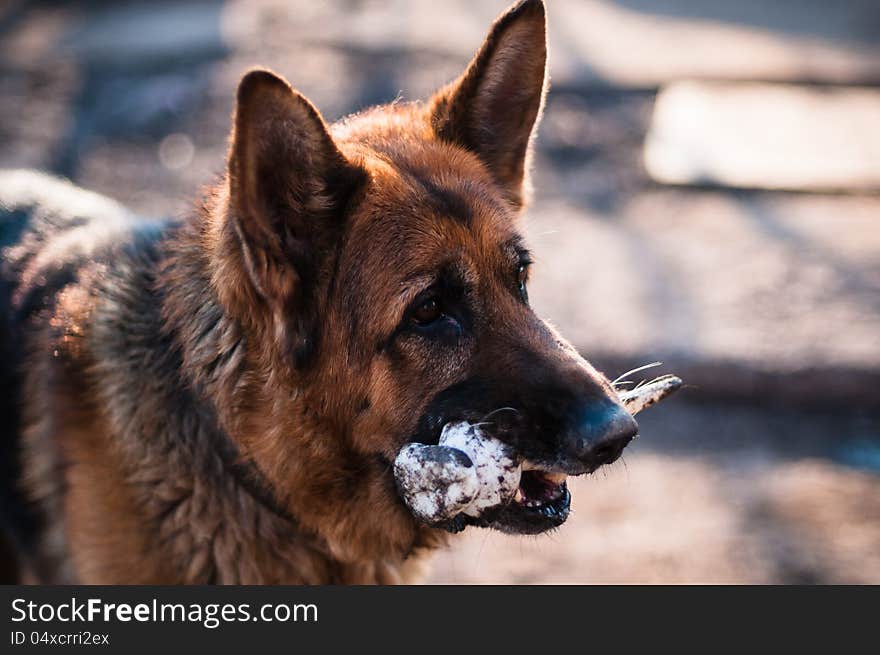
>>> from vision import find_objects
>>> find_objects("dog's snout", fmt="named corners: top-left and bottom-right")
top-left (566, 402), bottom-right (638, 473)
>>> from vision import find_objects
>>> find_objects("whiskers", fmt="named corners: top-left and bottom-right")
top-left (473, 406), bottom-right (520, 429)
top-left (612, 361), bottom-right (663, 389)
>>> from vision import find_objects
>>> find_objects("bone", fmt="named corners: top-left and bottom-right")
top-left (393, 423), bottom-right (520, 524)
top-left (394, 372), bottom-right (683, 526)
top-left (439, 422), bottom-right (521, 516)
top-left (393, 443), bottom-right (479, 524)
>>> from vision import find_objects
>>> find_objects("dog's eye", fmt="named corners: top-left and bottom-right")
top-left (411, 297), bottom-right (443, 325)
top-left (517, 265), bottom-right (529, 304)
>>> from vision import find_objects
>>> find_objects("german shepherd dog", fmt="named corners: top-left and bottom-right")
top-left (0, 0), bottom-right (637, 584)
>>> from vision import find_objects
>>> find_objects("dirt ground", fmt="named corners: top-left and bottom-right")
top-left (1, 0), bottom-right (878, 583)
top-left (430, 402), bottom-right (880, 583)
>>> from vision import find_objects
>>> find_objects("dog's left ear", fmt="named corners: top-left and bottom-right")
top-left (429, 0), bottom-right (548, 208)
top-left (227, 69), bottom-right (364, 366)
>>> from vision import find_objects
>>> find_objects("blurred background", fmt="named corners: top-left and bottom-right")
top-left (1, 0), bottom-right (879, 583)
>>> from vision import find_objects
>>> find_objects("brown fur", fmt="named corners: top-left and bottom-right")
top-left (0, 0), bottom-right (633, 583)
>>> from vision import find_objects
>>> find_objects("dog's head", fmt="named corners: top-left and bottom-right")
top-left (216, 0), bottom-right (636, 545)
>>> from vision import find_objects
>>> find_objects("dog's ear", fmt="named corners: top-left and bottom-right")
top-left (227, 69), bottom-right (364, 365)
top-left (429, 0), bottom-right (547, 208)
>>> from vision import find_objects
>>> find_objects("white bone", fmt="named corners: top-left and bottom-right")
top-left (393, 443), bottom-right (479, 523)
top-left (439, 422), bottom-right (521, 517)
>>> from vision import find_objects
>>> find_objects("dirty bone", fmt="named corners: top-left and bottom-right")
top-left (393, 374), bottom-right (683, 525)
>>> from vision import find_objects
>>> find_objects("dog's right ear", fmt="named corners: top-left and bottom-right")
top-left (429, 0), bottom-right (547, 209)
top-left (226, 69), bottom-right (364, 363)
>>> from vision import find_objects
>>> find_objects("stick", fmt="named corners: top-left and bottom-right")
top-left (618, 374), bottom-right (683, 415)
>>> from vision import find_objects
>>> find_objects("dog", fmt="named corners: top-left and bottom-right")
top-left (0, 0), bottom-right (637, 584)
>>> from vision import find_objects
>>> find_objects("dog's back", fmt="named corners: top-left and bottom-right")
top-left (0, 170), bottom-right (149, 582)
top-left (0, 177), bottom-right (34, 582)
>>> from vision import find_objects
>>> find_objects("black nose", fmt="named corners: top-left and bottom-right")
top-left (565, 401), bottom-right (638, 473)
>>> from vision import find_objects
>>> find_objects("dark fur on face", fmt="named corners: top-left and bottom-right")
top-left (0, 0), bottom-right (636, 584)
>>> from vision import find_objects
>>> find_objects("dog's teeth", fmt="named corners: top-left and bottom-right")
top-left (546, 472), bottom-right (567, 485)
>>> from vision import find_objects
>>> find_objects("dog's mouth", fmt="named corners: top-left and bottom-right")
top-left (490, 460), bottom-right (570, 533)
top-left (404, 375), bottom-right (682, 536)
top-left (438, 457), bottom-right (572, 536)
top-left (401, 416), bottom-right (581, 535)
top-left (506, 463), bottom-right (571, 531)
top-left (516, 463), bottom-right (568, 508)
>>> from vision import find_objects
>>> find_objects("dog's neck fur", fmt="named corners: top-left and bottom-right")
top-left (98, 197), bottom-right (441, 583)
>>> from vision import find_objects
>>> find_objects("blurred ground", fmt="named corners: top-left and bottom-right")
top-left (1, 0), bottom-right (878, 583)
top-left (433, 403), bottom-right (880, 583)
